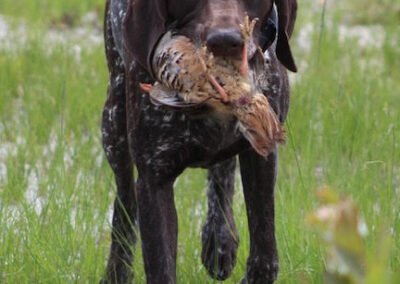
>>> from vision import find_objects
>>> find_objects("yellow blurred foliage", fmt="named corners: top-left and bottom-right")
top-left (306, 187), bottom-right (398, 284)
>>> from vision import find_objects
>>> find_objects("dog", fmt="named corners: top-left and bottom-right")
top-left (101, 0), bottom-right (297, 283)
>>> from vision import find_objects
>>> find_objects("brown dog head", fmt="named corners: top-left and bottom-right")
top-left (124, 0), bottom-right (297, 75)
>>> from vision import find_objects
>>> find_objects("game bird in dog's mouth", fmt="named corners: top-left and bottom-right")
top-left (140, 15), bottom-right (285, 157)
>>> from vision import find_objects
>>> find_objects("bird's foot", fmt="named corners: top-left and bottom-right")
top-left (240, 14), bottom-right (258, 42)
top-left (139, 83), bottom-right (152, 93)
top-left (239, 15), bottom-right (258, 76)
top-left (198, 46), bottom-right (230, 103)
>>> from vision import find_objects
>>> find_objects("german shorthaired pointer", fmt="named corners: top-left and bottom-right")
top-left (101, 0), bottom-right (297, 283)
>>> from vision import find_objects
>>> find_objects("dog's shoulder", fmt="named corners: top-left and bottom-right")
top-left (108, 0), bottom-right (129, 63)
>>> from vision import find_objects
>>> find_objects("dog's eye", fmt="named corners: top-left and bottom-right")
top-left (244, 0), bottom-right (271, 5)
top-left (167, 0), bottom-right (200, 21)
top-left (243, 0), bottom-right (271, 17)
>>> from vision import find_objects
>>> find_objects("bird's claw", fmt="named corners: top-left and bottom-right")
top-left (240, 14), bottom-right (258, 42)
top-left (239, 15), bottom-right (258, 76)
top-left (198, 46), bottom-right (230, 103)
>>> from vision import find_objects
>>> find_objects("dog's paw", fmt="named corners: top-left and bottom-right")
top-left (239, 277), bottom-right (274, 284)
top-left (100, 261), bottom-right (135, 284)
top-left (240, 257), bottom-right (278, 284)
top-left (201, 221), bottom-right (239, 280)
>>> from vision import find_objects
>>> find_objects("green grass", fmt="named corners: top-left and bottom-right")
top-left (0, 0), bottom-right (105, 26)
top-left (0, 1), bottom-right (399, 283)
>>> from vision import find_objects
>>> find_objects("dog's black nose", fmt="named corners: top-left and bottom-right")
top-left (206, 29), bottom-right (244, 58)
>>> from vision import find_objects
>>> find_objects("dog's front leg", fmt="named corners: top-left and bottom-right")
top-left (239, 149), bottom-right (279, 284)
top-left (136, 174), bottom-right (178, 284)
top-left (201, 157), bottom-right (239, 280)
top-left (101, 4), bottom-right (137, 281)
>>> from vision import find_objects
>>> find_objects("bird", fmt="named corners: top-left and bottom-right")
top-left (140, 15), bottom-right (285, 157)
top-left (140, 32), bottom-right (229, 108)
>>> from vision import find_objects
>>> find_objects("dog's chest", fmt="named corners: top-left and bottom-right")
top-left (132, 97), bottom-right (243, 167)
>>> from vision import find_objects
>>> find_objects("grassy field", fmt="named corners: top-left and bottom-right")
top-left (0, 0), bottom-right (399, 283)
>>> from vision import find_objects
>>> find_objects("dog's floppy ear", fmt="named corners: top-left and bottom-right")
top-left (274, 0), bottom-right (297, 72)
top-left (124, 0), bottom-right (168, 76)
